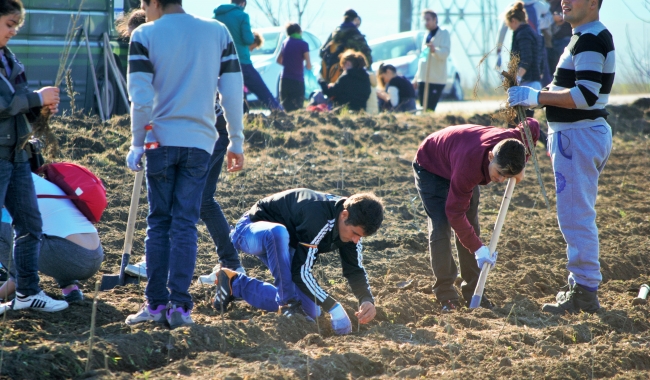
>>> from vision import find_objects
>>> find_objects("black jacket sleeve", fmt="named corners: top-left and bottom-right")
top-left (515, 32), bottom-right (536, 73)
top-left (339, 239), bottom-right (374, 306)
top-left (290, 204), bottom-right (338, 312)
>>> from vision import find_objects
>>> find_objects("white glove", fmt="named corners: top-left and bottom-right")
top-left (329, 303), bottom-right (352, 335)
top-left (126, 146), bottom-right (144, 172)
top-left (475, 246), bottom-right (497, 269)
top-left (507, 86), bottom-right (540, 108)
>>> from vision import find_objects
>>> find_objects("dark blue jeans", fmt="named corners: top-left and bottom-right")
top-left (0, 159), bottom-right (42, 296)
top-left (144, 147), bottom-right (211, 310)
top-left (229, 214), bottom-right (321, 319)
top-left (242, 63), bottom-right (282, 111)
top-left (200, 117), bottom-right (241, 269)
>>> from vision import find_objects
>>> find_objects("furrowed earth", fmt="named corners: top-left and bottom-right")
top-left (1, 100), bottom-right (649, 379)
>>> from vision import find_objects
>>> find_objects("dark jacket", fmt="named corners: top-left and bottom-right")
top-left (415, 120), bottom-right (540, 252)
top-left (214, 4), bottom-right (255, 65)
top-left (511, 23), bottom-right (543, 83)
top-left (320, 68), bottom-right (371, 111)
top-left (248, 188), bottom-right (374, 311)
top-left (320, 22), bottom-right (373, 66)
top-left (0, 47), bottom-right (42, 163)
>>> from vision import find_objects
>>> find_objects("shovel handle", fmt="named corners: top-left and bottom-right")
top-left (123, 169), bottom-right (145, 259)
top-left (470, 178), bottom-right (516, 309)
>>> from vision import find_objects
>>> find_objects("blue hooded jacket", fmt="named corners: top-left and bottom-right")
top-left (214, 4), bottom-right (255, 65)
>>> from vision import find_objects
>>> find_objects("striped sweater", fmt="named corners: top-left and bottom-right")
top-left (545, 20), bottom-right (615, 132)
top-left (248, 189), bottom-right (374, 311)
top-left (128, 13), bottom-right (244, 154)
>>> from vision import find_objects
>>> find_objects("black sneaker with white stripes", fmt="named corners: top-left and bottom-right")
top-left (12, 291), bottom-right (68, 312)
top-left (278, 301), bottom-right (313, 321)
top-left (213, 268), bottom-right (238, 313)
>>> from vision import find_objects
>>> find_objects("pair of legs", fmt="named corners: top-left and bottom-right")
top-left (144, 146), bottom-right (211, 311)
top-left (547, 125), bottom-right (612, 290)
top-left (227, 214), bottom-right (321, 319)
top-left (280, 78), bottom-right (305, 112)
top-left (241, 63), bottom-right (282, 111)
top-left (417, 83), bottom-right (446, 111)
top-left (0, 222), bottom-right (104, 299)
top-left (413, 162), bottom-right (481, 303)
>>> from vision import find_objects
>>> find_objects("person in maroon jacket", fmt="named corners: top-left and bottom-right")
top-left (413, 119), bottom-right (540, 311)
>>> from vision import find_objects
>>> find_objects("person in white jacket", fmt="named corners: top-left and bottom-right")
top-left (412, 10), bottom-right (451, 112)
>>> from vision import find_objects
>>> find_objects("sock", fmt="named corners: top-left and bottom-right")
top-left (580, 284), bottom-right (598, 292)
top-left (62, 285), bottom-right (79, 296)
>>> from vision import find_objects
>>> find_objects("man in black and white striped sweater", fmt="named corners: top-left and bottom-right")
top-left (508, 0), bottom-right (614, 315)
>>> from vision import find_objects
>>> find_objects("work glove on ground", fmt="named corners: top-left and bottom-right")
top-left (126, 146), bottom-right (145, 172)
top-left (507, 86), bottom-right (540, 108)
top-left (475, 245), bottom-right (497, 269)
top-left (329, 303), bottom-right (352, 335)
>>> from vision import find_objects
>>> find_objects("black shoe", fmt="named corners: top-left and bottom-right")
top-left (279, 301), bottom-right (313, 321)
top-left (439, 299), bottom-right (462, 312)
top-left (542, 283), bottom-right (600, 314)
top-left (213, 268), bottom-right (238, 313)
top-left (464, 294), bottom-right (494, 310)
top-left (64, 289), bottom-right (84, 303)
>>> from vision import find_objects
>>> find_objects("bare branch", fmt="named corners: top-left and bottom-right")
top-left (623, 0), bottom-right (650, 23)
top-left (252, 0), bottom-right (281, 26)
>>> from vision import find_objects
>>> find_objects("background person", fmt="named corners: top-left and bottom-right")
top-left (413, 10), bottom-right (451, 112)
top-left (377, 63), bottom-right (417, 112)
top-left (319, 50), bottom-right (371, 111)
top-left (0, 175), bottom-right (104, 304)
top-left (277, 22), bottom-right (311, 112)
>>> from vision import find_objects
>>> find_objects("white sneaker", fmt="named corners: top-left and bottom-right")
top-left (125, 260), bottom-right (148, 280)
top-left (0, 301), bottom-right (11, 315)
top-left (12, 291), bottom-right (68, 312)
top-left (199, 265), bottom-right (246, 285)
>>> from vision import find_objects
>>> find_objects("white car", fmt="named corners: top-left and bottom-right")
top-left (369, 31), bottom-right (463, 101)
top-left (248, 27), bottom-right (322, 104)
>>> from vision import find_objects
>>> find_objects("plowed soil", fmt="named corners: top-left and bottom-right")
top-left (1, 100), bottom-right (649, 379)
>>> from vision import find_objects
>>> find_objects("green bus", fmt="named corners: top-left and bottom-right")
top-left (13, 0), bottom-right (140, 117)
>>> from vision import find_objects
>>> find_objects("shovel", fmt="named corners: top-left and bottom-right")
top-left (100, 169), bottom-right (145, 291)
top-left (469, 177), bottom-right (516, 309)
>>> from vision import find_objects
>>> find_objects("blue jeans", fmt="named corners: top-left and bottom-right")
top-left (200, 117), bottom-right (241, 269)
top-left (144, 146), bottom-right (211, 309)
top-left (548, 125), bottom-right (612, 289)
top-left (0, 160), bottom-right (42, 295)
top-left (242, 63), bottom-right (282, 111)
top-left (229, 214), bottom-right (321, 319)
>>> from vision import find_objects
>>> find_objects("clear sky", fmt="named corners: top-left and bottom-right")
top-left (184, 0), bottom-right (647, 87)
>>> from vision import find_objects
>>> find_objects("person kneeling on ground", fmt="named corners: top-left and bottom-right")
top-left (0, 174), bottom-right (104, 308)
top-left (213, 189), bottom-right (383, 335)
top-left (377, 63), bottom-right (417, 112)
top-left (413, 119), bottom-right (540, 311)
top-left (319, 50), bottom-right (371, 112)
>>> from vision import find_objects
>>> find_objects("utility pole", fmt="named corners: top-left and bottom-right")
top-left (399, 0), bottom-right (413, 32)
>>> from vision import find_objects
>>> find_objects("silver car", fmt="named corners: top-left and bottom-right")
top-left (369, 30), bottom-right (463, 101)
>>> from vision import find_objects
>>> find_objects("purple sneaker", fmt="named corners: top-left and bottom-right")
top-left (125, 303), bottom-right (166, 326)
top-left (167, 304), bottom-right (194, 329)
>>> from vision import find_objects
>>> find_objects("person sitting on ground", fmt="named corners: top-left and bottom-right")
top-left (413, 119), bottom-right (540, 311)
top-left (319, 50), bottom-right (371, 111)
top-left (277, 22), bottom-right (311, 112)
top-left (376, 63), bottom-right (417, 112)
top-left (249, 31), bottom-right (264, 52)
top-left (0, 174), bottom-right (104, 304)
top-left (116, 8), bottom-right (146, 38)
top-left (212, 189), bottom-right (383, 335)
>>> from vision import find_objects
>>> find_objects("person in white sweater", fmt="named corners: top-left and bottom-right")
top-left (412, 10), bottom-right (451, 112)
top-left (124, 0), bottom-right (245, 329)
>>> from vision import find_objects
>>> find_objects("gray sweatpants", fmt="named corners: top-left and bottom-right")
top-left (0, 222), bottom-right (104, 288)
top-left (547, 125), bottom-right (612, 289)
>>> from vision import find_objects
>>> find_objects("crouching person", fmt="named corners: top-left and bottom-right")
top-left (0, 174), bottom-right (104, 305)
top-left (212, 189), bottom-right (383, 335)
top-left (414, 119), bottom-right (540, 311)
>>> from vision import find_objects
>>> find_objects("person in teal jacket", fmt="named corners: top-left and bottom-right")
top-left (214, 0), bottom-right (282, 110)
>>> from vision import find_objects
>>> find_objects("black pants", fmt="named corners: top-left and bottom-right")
top-left (417, 83), bottom-right (445, 111)
top-left (413, 162), bottom-right (481, 302)
top-left (280, 78), bottom-right (305, 112)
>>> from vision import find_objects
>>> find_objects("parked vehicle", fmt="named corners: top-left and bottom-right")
top-left (248, 27), bottom-right (322, 105)
top-left (14, 0), bottom-right (137, 117)
top-left (368, 30), bottom-right (463, 101)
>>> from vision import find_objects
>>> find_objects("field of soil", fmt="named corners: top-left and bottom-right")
top-left (1, 99), bottom-right (649, 379)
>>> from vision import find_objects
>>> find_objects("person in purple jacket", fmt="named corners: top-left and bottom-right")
top-left (277, 23), bottom-right (311, 112)
top-left (413, 119), bottom-right (540, 311)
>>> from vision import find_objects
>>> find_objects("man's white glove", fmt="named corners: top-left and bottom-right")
top-left (474, 245), bottom-right (497, 269)
top-left (329, 303), bottom-right (352, 335)
top-left (507, 86), bottom-right (540, 108)
top-left (126, 146), bottom-right (145, 172)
